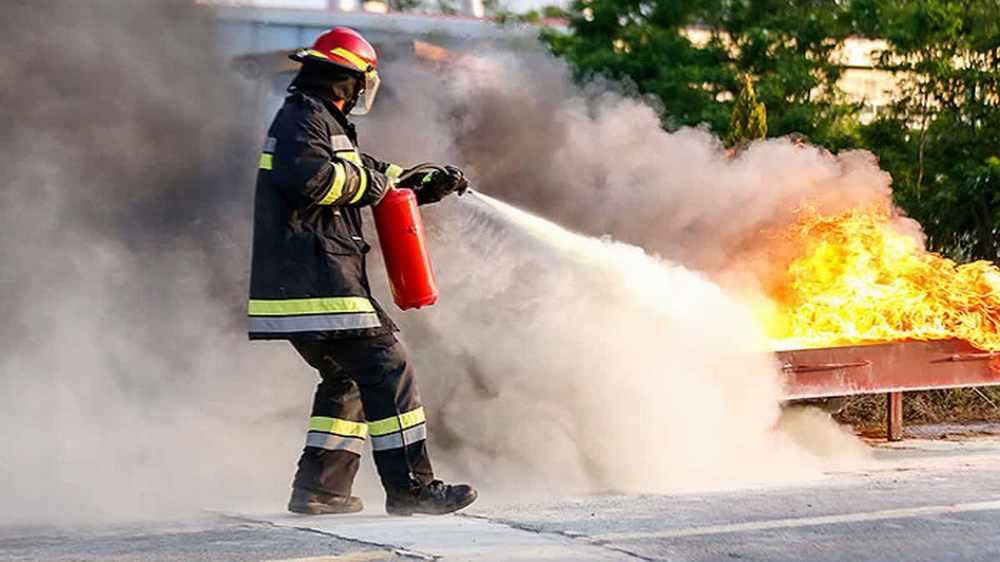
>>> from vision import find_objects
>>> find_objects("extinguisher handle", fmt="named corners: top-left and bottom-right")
top-left (396, 163), bottom-right (449, 185)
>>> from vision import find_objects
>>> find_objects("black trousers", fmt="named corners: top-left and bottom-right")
top-left (290, 336), bottom-right (434, 497)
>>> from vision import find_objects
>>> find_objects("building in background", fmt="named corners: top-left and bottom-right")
top-left (685, 27), bottom-right (896, 124)
top-left (212, 2), bottom-right (896, 125)
top-left (208, 1), bottom-right (538, 129)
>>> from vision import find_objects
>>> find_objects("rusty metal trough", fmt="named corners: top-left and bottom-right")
top-left (778, 340), bottom-right (1000, 441)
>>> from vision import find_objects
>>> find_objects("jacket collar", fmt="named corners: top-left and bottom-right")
top-left (298, 88), bottom-right (357, 141)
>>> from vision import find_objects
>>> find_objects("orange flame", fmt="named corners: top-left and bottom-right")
top-left (767, 203), bottom-right (1000, 351)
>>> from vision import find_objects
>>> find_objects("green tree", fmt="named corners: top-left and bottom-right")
top-left (544, 0), bottom-right (857, 140)
top-left (855, 0), bottom-right (1000, 261)
top-left (726, 78), bottom-right (768, 148)
top-left (713, 0), bottom-right (856, 145)
top-left (544, 0), bottom-right (733, 131)
top-left (542, 5), bottom-right (569, 19)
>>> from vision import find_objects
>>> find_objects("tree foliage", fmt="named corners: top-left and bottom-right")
top-left (544, 0), bottom-right (855, 140)
top-left (854, 0), bottom-right (1000, 261)
top-left (727, 78), bottom-right (768, 148)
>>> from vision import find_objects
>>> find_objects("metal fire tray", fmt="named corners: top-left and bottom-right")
top-left (779, 339), bottom-right (1000, 400)
top-left (777, 339), bottom-right (1000, 440)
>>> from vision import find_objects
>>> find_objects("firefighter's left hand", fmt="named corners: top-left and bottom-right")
top-left (408, 165), bottom-right (469, 205)
top-left (441, 165), bottom-right (469, 196)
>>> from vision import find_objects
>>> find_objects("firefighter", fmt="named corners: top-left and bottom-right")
top-left (248, 27), bottom-right (477, 516)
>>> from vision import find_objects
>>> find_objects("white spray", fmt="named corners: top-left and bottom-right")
top-left (380, 191), bottom-right (868, 496)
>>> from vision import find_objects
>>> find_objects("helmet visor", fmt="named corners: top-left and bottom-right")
top-left (353, 69), bottom-right (381, 116)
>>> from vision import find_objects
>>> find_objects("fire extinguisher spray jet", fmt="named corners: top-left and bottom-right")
top-left (373, 164), bottom-right (451, 310)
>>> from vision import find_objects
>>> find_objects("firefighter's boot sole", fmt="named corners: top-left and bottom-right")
top-left (288, 488), bottom-right (364, 515)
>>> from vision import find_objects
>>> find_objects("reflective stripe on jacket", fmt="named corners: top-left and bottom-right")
top-left (248, 89), bottom-right (404, 340)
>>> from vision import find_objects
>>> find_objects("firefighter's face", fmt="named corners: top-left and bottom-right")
top-left (352, 69), bottom-right (380, 116)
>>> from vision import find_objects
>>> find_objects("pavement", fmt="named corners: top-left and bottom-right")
top-left (4, 424), bottom-right (1000, 561)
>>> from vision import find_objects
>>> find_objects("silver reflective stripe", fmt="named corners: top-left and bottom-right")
top-left (305, 432), bottom-right (365, 455)
top-left (330, 134), bottom-right (354, 151)
top-left (248, 313), bottom-right (381, 333)
top-left (264, 136), bottom-right (277, 152)
top-left (371, 424), bottom-right (427, 452)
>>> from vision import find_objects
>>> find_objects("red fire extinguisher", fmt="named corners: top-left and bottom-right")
top-left (373, 167), bottom-right (440, 310)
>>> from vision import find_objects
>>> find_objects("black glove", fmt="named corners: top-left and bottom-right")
top-left (399, 165), bottom-right (469, 205)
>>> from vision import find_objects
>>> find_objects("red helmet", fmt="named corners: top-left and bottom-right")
top-left (290, 28), bottom-right (381, 115)
top-left (291, 27), bottom-right (377, 74)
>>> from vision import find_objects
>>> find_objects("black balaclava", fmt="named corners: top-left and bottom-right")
top-left (289, 60), bottom-right (362, 114)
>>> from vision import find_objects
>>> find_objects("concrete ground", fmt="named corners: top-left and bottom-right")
top-left (4, 424), bottom-right (1000, 561)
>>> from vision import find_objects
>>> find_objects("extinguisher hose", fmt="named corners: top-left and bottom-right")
top-left (395, 163), bottom-right (451, 185)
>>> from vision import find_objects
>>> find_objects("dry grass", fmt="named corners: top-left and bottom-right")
top-left (834, 387), bottom-right (1000, 429)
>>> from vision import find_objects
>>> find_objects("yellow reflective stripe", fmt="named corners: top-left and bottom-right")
top-left (309, 416), bottom-right (368, 438)
top-left (302, 48), bottom-right (330, 60)
top-left (367, 407), bottom-right (426, 437)
top-left (259, 153), bottom-right (273, 170)
top-left (399, 407), bottom-right (426, 430)
top-left (248, 297), bottom-right (375, 316)
top-left (330, 47), bottom-right (370, 71)
top-left (337, 150), bottom-right (361, 165)
top-left (386, 164), bottom-right (404, 179)
top-left (301, 47), bottom-right (370, 72)
top-left (343, 159), bottom-right (369, 204)
top-left (351, 168), bottom-right (369, 204)
top-left (318, 162), bottom-right (346, 205)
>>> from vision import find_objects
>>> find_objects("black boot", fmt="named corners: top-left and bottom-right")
top-left (288, 488), bottom-right (363, 515)
top-left (385, 480), bottom-right (478, 516)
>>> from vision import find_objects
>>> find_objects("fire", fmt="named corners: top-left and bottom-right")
top-left (766, 203), bottom-right (1000, 351)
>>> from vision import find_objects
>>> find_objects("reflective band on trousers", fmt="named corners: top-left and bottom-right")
top-left (306, 432), bottom-right (365, 455)
top-left (368, 406), bottom-right (426, 436)
top-left (318, 162), bottom-right (347, 205)
top-left (305, 415), bottom-right (368, 455)
top-left (309, 416), bottom-right (368, 438)
top-left (367, 407), bottom-right (427, 451)
top-left (371, 424), bottom-right (426, 451)
top-left (248, 313), bottom-right (380, 333)
top-left (248, 297), bottom-right (374, 316)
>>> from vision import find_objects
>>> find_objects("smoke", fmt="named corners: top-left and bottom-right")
top-left (0, 2), bottom-right (879, 525)
top-left (400, 193), bottom-right (848, 494)
top-left (363, 52), bottom-right (886, 493)
top-left (0, 0), bottom-right (309, 524)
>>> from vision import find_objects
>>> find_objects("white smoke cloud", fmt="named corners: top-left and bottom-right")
top-left (365, 51), bottom-right (884, 494)
top-left (0, 2), bottom-right (876, 525)
top-left (398, 194), bottom-right (832, 494)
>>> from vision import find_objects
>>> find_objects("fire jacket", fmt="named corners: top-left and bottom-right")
top-left (248, 89), bottom-right (405, 340)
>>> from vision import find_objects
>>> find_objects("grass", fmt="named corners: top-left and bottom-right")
top-left (835, 387), bottom-right (1000, 429)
